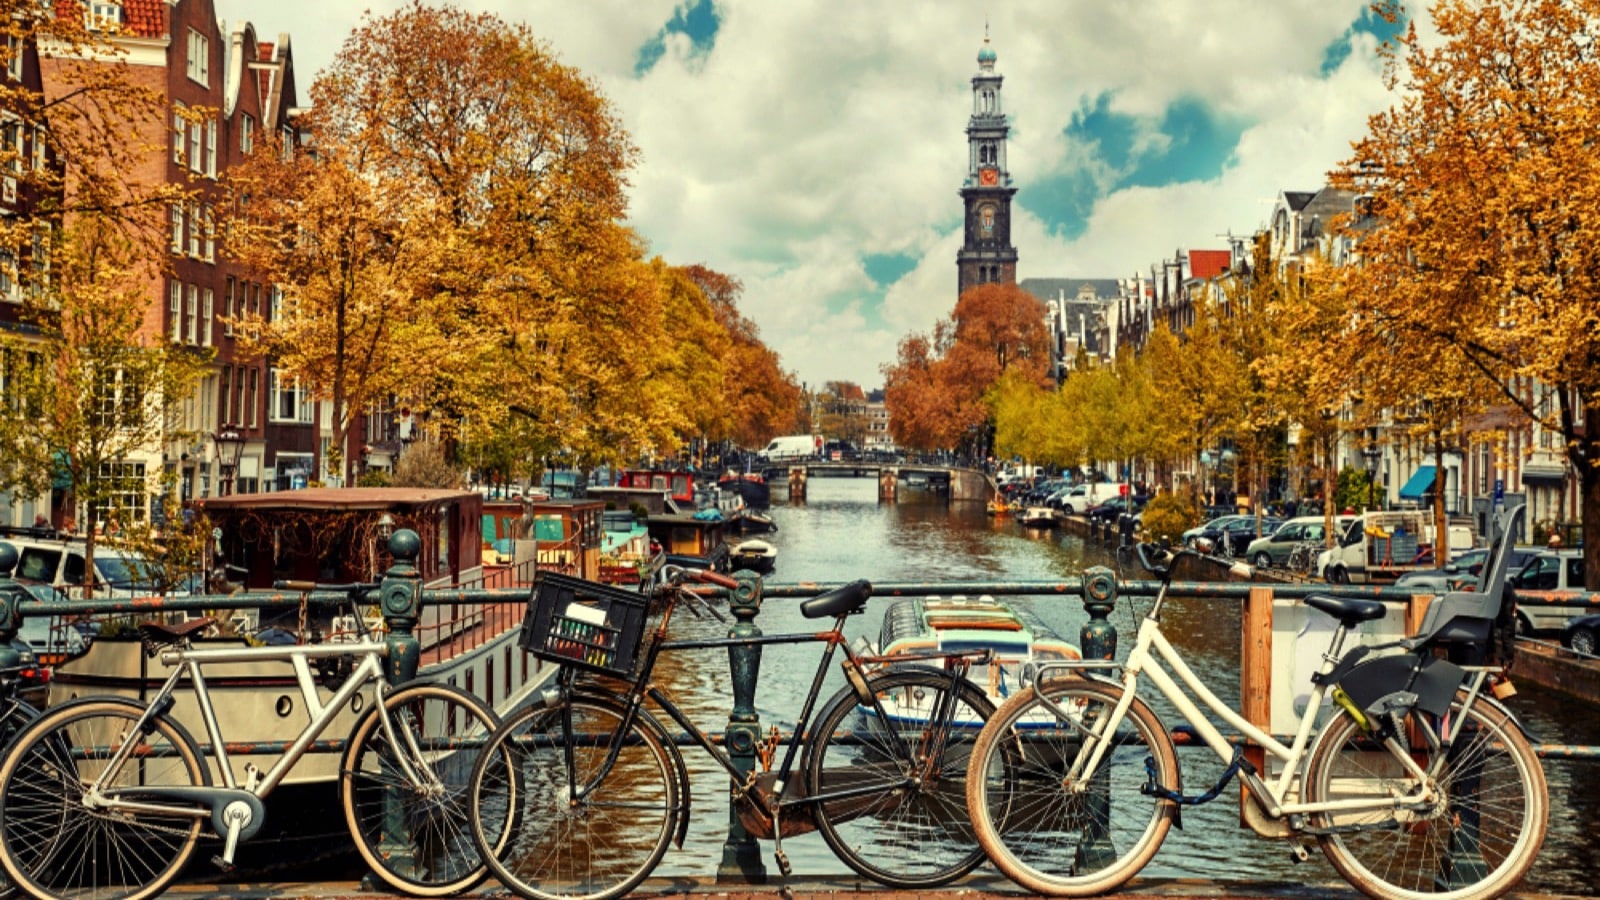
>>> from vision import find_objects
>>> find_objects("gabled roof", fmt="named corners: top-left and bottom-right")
top-left (1281, 191), bottom-right (1316, 212)
top-left (1187, 250), bottom-right (1232, 281)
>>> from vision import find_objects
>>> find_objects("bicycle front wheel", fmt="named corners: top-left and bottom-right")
top-left (966, 677), bottom-right (1178, 897)
top-left (0, 699), bottom-right (208, 900)
top-left (341, 681), bottom-right (507, 896)
top-left (805, 667), bottom-right (995, 888)
top-left (469, 694), bottom-right (679, 900)
top-left (1303, 697), bottom-right (1548, 900)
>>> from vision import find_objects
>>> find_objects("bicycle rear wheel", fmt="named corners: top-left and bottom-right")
top-left (0, 697), bottom-right (40, 900)
top-left (469, 694), bottom-right (678, 900)
top-left (1302, 698), bottom-right (1547, 900)
top-left (805, 666), bottom-right (994, 888)
top-left (966, 677), bottom-right (1178, 897)
top-left (341, 681), bottom-right (508, 896)
top-left (0, 698), bottom-right (208, 900)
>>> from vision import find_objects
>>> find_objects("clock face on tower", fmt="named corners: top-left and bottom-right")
top-left (979, 168), bottom-right (998, 186)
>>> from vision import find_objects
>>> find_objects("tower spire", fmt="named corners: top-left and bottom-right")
top-left (956, 29), bottom-right (1017, 295)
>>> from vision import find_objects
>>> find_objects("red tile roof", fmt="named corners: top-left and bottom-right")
top-left (1188, 249), bottom-right (1232, 281)
top-left (123, 0), bottom-right (165, 39)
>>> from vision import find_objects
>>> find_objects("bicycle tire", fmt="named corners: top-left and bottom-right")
top-left (966, 677), bottom-right (1178, 897)
top-left (0, 697), bottom-right (209, 900)
top-left (0, 697), bottom-right (40, 900)
top-left (1302, 697), bottom-right (1548, 900)
top-left (469, 693), bottom-right (679, 900)
top-left (805, 666), bottom-right (995, 888)
top-left (341, 681), bottom-right (509, 897)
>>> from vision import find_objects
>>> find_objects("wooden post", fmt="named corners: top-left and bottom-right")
top-left (1239, 585), bottom-right (1274, 827)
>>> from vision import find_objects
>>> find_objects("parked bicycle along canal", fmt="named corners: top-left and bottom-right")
top-left (649, 476), bottom-right (1599, 894)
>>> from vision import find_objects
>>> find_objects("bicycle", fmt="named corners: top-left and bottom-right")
top-left (467, 566), bottom-right (998, 899)
top-left (0, 580), bottom-right (517, 900)
top-left (1286, 539), bottom-right (1323, 576)
top-left (966, 504), bottom-right (1547, 899)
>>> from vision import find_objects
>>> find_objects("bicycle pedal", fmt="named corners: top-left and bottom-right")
top-left (209, 855), bottom-right (236, 874)
top-left (1289, 843), bottom-right (1311, 863)
top-left (774, 848), bottom-right (792, 877)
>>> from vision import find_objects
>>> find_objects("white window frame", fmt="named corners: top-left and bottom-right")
top-left (201, 287), bottom-right (213, 347)
top-left (85, 2), bottom-right (123, 31)
top-left (5, 35), bottom-right (21, 82)
top-left (187, 202), bottom-right (199, 257)
top-left (280, 125), bottom-right (294, 161)
top-left (240, 114), bottom-right (254, 155)
top-left (186, 29), bottom-right (209, 87)
top-left (169, 282), bottom-right (181, 342)
top-left (172, 104), bottom-right (185, 165)
top-left (31, 124), bottom-right (45, 171)
top-left (205, 117), bottom-right (216, 177)
top-left (188, 118), bottom-right (202, 173)
top-left (223, 276), bottom-right (235, 336)
top-left (1, 115), bottom-right (23, 175)
top-left (246, 367), bottom-right (258, 428)
top-left (185, 284), bottom-right (198, 346)
top-left (269, 369), bottom-right (313, 424)
top-left (170, 204), bottom-right (183, 253)
top-left (201, 205), bottom-right (214, 261)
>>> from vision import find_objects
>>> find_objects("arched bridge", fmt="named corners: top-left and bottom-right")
top-left (764, 462), bottom-right (995, 503)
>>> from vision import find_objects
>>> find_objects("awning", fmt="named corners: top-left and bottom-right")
top-left (1398, 465), bottom-right (1436, 501)
top-left (1521, 463), bottom-right (1567, 486)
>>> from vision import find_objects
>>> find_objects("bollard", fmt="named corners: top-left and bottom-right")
top-left (1077, 564), bottom-right (1119, 869)
top-left (0, 544), bottom-right (22, 671)
top-left (719, 570), bottom-right (768, 882)
top-left (369, 528), bottom-right (422, 888)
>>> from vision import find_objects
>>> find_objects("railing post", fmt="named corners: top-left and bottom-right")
top-left (380, 529), bottom-right (423, 686)
top-left (367, 527), bottom-right (422, 889)
top-left (0, 544), bottom-right (22, 671)
top-left (718, 570), bottom-right (767, 883)
top-left (1077, 565), bottom-right (1118, 870)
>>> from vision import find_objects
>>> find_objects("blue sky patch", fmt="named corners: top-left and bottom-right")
top-left (635, 0), bottom-right (721, 75)
top-left (864, 252), bottom-right (918, 286)
top-left (1321, 6), bottom-right (1405, 75)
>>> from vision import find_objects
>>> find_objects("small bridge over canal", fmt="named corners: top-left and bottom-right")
top-left (763, 462), bottom-right (994, 503)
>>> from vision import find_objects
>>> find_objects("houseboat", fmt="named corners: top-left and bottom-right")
top-left (717, 470), bottom-right (771, 508)
top-left (598, 509), bottom-right (658, 585)
top-left (480, 497), bottom-right (605, 581)
top-left (873, 595), bottom-right (1081, 725)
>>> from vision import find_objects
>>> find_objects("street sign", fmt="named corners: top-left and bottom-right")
top-left (1493, 478), bottom-right (1505, 503)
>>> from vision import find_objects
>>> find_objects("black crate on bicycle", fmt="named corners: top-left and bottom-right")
top-left (521, 572), bottom-right (650, 678)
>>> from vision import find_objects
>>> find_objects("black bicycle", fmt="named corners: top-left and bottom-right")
top-left (467, 566), bottom-right (998, 899)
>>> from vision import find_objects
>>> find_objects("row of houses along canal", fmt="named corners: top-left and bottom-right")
top-left (641, 475), bottom-right (1598, 895)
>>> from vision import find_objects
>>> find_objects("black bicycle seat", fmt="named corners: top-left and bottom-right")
top-left (1305, 594), bottom-right (1386, 628)
top-left (799, 579), bottom-right (872, 619)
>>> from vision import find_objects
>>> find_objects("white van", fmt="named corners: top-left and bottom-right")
top-left (760, 435), bottom-right (821, 462)
top-left (0, 537), bottom-right (167, 599)
top-left (1053, 482), bottom-right (1128, 516)
top-left (1321, 511), bottom-right (1475, 585)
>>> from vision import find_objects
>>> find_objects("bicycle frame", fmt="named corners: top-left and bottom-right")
top-left (1046, 605), bottom-right (1492, 823)
top-left (85, 632), bottom-right (426, 821)
top-left (555, 591), bottom-right (984, 820)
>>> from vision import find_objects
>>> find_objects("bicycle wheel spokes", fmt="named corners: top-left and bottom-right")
top-left (806, 669), bottom-right (994, 888)
top-left (967, 679), bottom-right (1177, 897)
top-left (471, 698), bottom-right (676, 900)
top-left (1304, 701), bottom-right (1547, 900)
top-left (0, 701), bottom-right (206, 900)
top-left (342, 683), bottom-right (505, 897)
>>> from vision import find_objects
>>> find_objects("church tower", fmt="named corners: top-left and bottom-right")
top-left (956, 32), bottom-right (1018, 295)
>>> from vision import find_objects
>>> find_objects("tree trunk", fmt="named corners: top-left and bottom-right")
top-left (1580, 396), bottom-right (1599, 591)
top-left (1433, 436), bottom-right (1449, 566)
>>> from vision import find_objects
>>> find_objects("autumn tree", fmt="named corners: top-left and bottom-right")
top-left (1335, 0), bottom-right (1600, 584)
top-left (684, 265), bottom-right (802, 448)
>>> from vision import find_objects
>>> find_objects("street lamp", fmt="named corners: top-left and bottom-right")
top-left (1361, 440), bottom-right (1382, 511)
top-left (212, 424), bottom-right (246, 497)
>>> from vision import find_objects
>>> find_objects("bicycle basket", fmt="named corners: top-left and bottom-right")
top-left (521, 573), bottom-right (650, 679)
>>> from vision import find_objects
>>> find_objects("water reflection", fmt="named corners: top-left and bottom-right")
top-left (653, 477), bottom-right (1593, 892)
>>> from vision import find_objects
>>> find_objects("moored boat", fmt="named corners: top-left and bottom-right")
top-left (598, 510), bottom-right (658, 585)
top-left (874, 595), bottom-right (1081, 725)
top-left (1019, 506), bottom-right (1059, 528)
top-left (729, 538), bottom-right (777, 574)
top-left (718, 470), bottom-right (772, 508)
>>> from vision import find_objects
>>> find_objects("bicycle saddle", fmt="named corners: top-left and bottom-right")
top-left (138, 617), bottom-right (217, 656)
top-left (799, 579), bottom-right (872, 618)
top-left (1304, 594), bottom-right (1386, 628)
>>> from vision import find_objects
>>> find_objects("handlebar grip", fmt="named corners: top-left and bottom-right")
top-left (693, 569), bottom-right (742, 590)
top-left (274, 580), bottom-right (318, 591)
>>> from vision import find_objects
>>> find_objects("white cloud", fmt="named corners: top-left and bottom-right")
top-left (215, 0), bottom-right (1393, 392)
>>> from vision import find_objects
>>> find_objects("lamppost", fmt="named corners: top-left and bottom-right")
top-left (1361, 440), bottom-right (1382, 512)
top-left (213, 424), bottom-right (246, 497)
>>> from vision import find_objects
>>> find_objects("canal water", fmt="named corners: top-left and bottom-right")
top-left (652, 476), bottom-right (1597, 893)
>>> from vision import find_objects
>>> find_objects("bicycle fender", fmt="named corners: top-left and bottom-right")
top-left (1460, 688), bottom-right (1540, 742)
top-left (570, 688), bottom-right (692, 850)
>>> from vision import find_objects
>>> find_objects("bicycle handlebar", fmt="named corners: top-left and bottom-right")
top-left (273, 580), bottom-right (378, 594)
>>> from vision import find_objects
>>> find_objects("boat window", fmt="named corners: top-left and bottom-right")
top-left (672, 475), bottom-right (689, 495)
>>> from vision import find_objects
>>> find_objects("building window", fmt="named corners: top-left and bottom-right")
top-left (246, 368), bottom-right (258, 428)
top-left (269, 285), bottom-right (284, 321)
top-left (170, 204), bottom-right (183, 253)
top-left (219, 367), bottom-right (231, 425)
top-left (201, 205), bottom-right (214, 261)
top-left (187, 203), bottom-right (200, 256)
top-left (5, 35), bottom-right (21, 81)
top-left (2, 117), bottom-right (23, 175)
top-left (188, 120), bottom-right (202, 174)
top-left (204, 118), bottom-right (216, 176)
top-left (240, 114), bottom-right (254, 155)
top-left (93, 461), bottom-right (148, 526)
top-left (172, 104), bottom-right (185, 165)
top-left (0, 249), bottom-right (15, 300)
top-left (169, 282), bottom-right (181, 342)
top-left (269, 369), bottom-right (312, 424)
top-left (224, 276), bottom-right (235, 336)
top-left (186, 284), bottom-right (198, 345)
top-left (31, 124), bottom-right (45, 172)
top-left (186, 29), bottom-right (209, 86)
top-left (280, 126), bottom-right (294, 161)
top-left (201, 288), bottom-right (213, 347)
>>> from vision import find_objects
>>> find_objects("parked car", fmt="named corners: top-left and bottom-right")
top-left (1509, 548), bottom-right (1595, 634)
top-left (1085, 496), bottom-right (1144, 522)
top-left (12, 579), bottom-right (90, 664)
top-left (1562, 612), bottom-right (1600, 656)
top-left (1186, 515), bottom-right (1283, 556)
top-left (1244, 515), bottom-right (1356, 569)
top-left (1393, 547), bottom-right (1537, 594)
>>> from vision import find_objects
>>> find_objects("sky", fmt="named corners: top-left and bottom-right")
top-left (212, 0), bottom-right (1406, 392)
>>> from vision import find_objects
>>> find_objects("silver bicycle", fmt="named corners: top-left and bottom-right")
top-left (0, 581), bottom-right (515, 900)
top-left (967, 505), bottom-right (1547, 899)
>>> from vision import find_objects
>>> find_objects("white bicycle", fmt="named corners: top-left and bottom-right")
top-left (966, 505), bottom-right (1547, 899)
